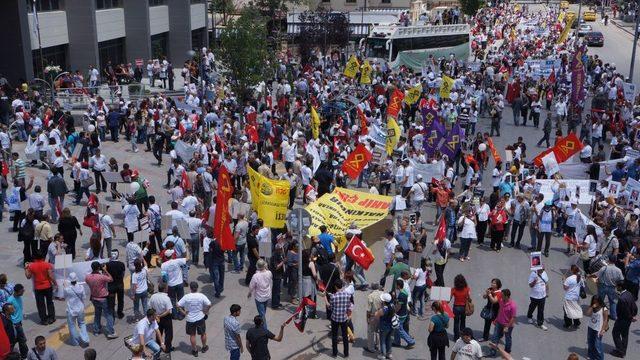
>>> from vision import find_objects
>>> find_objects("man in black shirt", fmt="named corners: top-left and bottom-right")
top-left (153, 127), bottom-right (166, 165)
top-left (270, 235), bottom-right (286, 309)
top-left (318, 254), bottom-right (339, 320)
top-left (245, 226), bottom-right (260, 286)
top-left (611, 280), bottom-right (638, 357)
top-left (208, 232), bottom-right (225, 298)
top-left (106, 250), bottom-right (126, 319)
top-left (246, 316), bottom-right (284, 360)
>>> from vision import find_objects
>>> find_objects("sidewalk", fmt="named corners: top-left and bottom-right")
top-left (611, 19), bottom-right (638, 37)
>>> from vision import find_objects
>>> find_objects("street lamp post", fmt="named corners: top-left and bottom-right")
top-left (630, 1), bottom-right (640, 82)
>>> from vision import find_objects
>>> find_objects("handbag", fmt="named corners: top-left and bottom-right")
top-left (465, 297), bottom-right (475, 316)
top-left (480, 304), bottom-right (494, 320)
top-left (81, 176), bottom-right (95, 188)
top-left (579, 283), bottom-right (587, 299)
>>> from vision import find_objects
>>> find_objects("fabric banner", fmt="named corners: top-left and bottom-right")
top-left (306, 142), bottom-right (321, 173)
top-left (574, 211), bottom-right (604, 243)
top-left (410, 160), bottom-right (445, 182)
top-left (248, 167), bottom-right (290, 228)
top-left (404, 84), bottom-right (422, 105)
top-left (423, 119), bottom-right (446, 156)
top-left (533, 133), bottom-right (583, 165)
top-left (360, 60), bottom-right (373, 84)
top-left (440, 75), bottom-right (454, 99)
top-left (535, 179), bottom-right (593, 204)
top-left (558, 158), bottom-right (623, 180)
top-left (542, 151), bottom-right (560, 176)
top-left (214, 166), bottom-right (235, 250)
top-left (386, 117), bottom-right (401, 155)
top-left (174, 140), bottom-right (198, 162)
top-left (422, 107), bottom-right (439, 128)
top-left (440, 123), bottom-right (464, 159)
top-left (368, 124), bottom-right (387, 147)
top-left (344, 55), bottom-right (360, 78)
top-left (306, 188), bottom-right (392, 251)
top-left (570, 45), bottom-right (587, 105)
top-left (387, 89), bottom-right (404, 118)
top-left (357, 106), bottom-right (368, 136)
top-left (487, 137), bottom-right (502, 163)
top-left (311, 106), bottom-right (321, 139)
top-left (342, 143), bottom-right (373, 180)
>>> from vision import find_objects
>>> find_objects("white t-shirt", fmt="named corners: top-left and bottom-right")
top-left (301, 166), bottom-right (313, 186)
top-left (451, 338), bottom-right (483, 359)
top-left (383, 238), bottom-right (399, 264)
top-left (100, 214), bottom-right (114, 239)
top-left (583, 234), bottom-right (597, 257)
top-left (404, 166), bottom-right (415, 187)
top-left (588, 307), bottom-right (607, 332)
top-left (177, 292), bottom-right (211, 323)
top-left (132, 268), bottom-right (149, 294)
top-left (528, 271), bottom-right (548, 299)
top-left (123, 204), bottom-right (141, 233)
top-left (131, 318), bottom-right (159, 345)
top-left (564, 275), bottom-right (581, 301)
top-left (475, 203), bottom-right (490, 222)
top-left (410, 182), bottom-right (427, 202)
top-left (413, 268), bottom-right (428, 287)
top-left (161, 258), bottom-right (187, 287)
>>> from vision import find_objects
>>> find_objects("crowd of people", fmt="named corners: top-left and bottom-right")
top-left (0, 0), bottom-right (638, 359)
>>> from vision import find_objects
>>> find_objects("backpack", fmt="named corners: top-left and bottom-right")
top-left (314, 245), bottom-right (330, 266)
top-left (18, 220), bottom-right (34, 242)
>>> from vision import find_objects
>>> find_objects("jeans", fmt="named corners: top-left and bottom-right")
top-left (255, 300), bottom-right (268, 329)
top-left (168, 285), bottom-right (185, 319)
top-left (491, 323), bottom-right (513, 354)
top-left (272, 276), bottom-right (282, 308)
top-left (188, 234), bottom-right (200, 266)
top-left (133, 292), bottom-right (149, 317)
top-left (91, 298), bottom-right (115, 335)
top-left (13, 322), bottom-right (28, 357)
top-left (229, 348), bottom-right (240, 360)
top-left (612, 318), bottom-right (631, 355)
top-left (587, 327), bottom-right (604, 360)
top-left (233, 243), bottom-right (246, 271)
top-left (453, 305), bottom-right (466, 340)
top-left (459, 237), bottom-right (472, 258)
top-left (110, 126), bottom-right (119, 141)
top-left (98, 126), bottom-right (106, 141)
top-left (597, 284), bottom-right (618, 320)
top-left (411, 285), bottom-right (427, 316)
top-left (393, 317), bottom-right (415, 346)
top-left (379, 327), bottom-right (394, 356)
top-left (527, 297), bottom-right (546, 326)
top-left (67, 311), bottom-right (90, 346)
top-left (75, 186), bottom-right (90, 204)
top-left (529, 227), bottom-right (538, 249)
top-left (145, 339), bottom-right (162, 358)
top-left (331, 320), bottom-right (349, 357)
top-left (34, 287), bottom-right (55, 323)
top-left (446, 227), bottom-right (456, 244)
top-left (48, 196), bottom-right (63, 223)
top-left (537, 232), bottom-right (551, 254)
top-left (510, 220), bottom-right (525, 246)
top-left (210, 260), bottom-right (225, 296)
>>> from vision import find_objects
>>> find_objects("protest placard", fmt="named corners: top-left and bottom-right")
top-left (103, 171), bottom-right (124, 183)
top-left (259, 241), bottom-right (272, 259)
top-left (430, 286), bottom-right (452, 301)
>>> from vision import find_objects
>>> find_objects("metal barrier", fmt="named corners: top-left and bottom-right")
top-left (54, 83), bottom-right (148, 110)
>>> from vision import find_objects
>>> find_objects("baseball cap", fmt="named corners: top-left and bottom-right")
top-left (380, 293), bottom-right (392, 302)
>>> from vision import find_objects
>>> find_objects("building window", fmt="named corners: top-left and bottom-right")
top-left (345, 0), bottom-right (356, 3)
top-left (381, 0), bottom-right (391, 3)
top-left (190, 0), bottom-right (205, 3)
top-left (148, 0), bottom-right (166, 6)
top-left (192, 29), bottom-right (205, 50)
top-left (96, 0), bottom-right (121, 9)
top-left (151, 33), bottom-right (169, 60)
top-left (27, 0), bottom-right (61, 12)
top-left (99, 38), bottom-right (125, 69)
top-left (32, 44), bottom-right (68, 78)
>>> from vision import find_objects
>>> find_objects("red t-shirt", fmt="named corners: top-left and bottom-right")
top-left (451, 286), bottom-right (471, 306)
top-left (28, 260), bottom-right (53, 290)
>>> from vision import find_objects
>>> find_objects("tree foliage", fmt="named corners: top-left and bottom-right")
top-left (216, 8), bottom-right (274, 101)
top-left (251, 0), bottom-right (301, 34)
top-left (296, 10), bottom-right (351, 65)
top-left (459, 0), bottom-right (484, 17)
top-left (209, 0), bottom-right (236, 26)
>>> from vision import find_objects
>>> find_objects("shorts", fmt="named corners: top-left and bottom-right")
top-left (186, 319), bottom-right (206, 335)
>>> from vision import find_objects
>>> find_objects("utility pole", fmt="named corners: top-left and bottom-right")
top-left (630, 0), bottom-right (640, 82)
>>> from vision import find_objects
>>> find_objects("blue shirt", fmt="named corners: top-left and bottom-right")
top-left (611, 168), bottom-right (626, 182)
top-left (318, 233), bottom-right (335, 255)
top-left (626, 259), bottom-right (640, 285)
top-left (7, 295), bottom-right (23, 324)
top-left (499, 181), bottom-right (514, 197)
top-left (395, 231), bottom-right (411, 251)
top-left (224, 315), bottom-right (241, 350)
top-left (430, 313), bottom-right (450, 332)
top-left (0, 284), bottom-right (14, 307)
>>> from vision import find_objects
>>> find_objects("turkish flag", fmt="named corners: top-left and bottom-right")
top-left (0, 318), bottom-right (11, 359)
top-left (357, 107), bottom-right (368, 136)
top-left (386, 89), bottom-right (404, 118)
top-left (441, 301), bottom-right (455, 318)
top-left (181, 171), bottom-right (191, 191)
top-left (434, 215), bottom-right (447, 243)
top-left (344, 236), bottom-right (375, 270)
top-left (214, 166), bottom-right (235, 251)
top-left (245, 124), bottom-right (259, 143)
top-left (341, 143), bottom-right (372, 180)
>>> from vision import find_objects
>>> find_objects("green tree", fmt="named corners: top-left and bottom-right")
top-left (251, 0), bottom-right (301, 34)
top-left (459, 0), bottom-right (484, 17)
top-left (216, 8), bottom-right (274, 101)
top-left (297, 10), bottom-right (351, 65)
top-left (209, 0), bottom-right (235, 26)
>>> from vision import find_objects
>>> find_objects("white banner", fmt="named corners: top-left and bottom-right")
top-left (411, 160), bottom-right (445, 182)
top-left (535, 179), bottom-right (593, 204)
top-left (623, 83), bottom-right (637, 102)
top-left (174, 140), bottom-right (198, 162)
top-left (574, 211), bottom-right (604, 243)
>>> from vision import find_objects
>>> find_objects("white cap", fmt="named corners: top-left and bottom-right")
top-left (380, 293), bottom-right (392, 302)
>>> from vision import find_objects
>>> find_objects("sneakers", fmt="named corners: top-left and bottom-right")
top-left (539, 324), bottom-right (548, 331)
top-left (201, 345), bottom-right (209, 353)
top-left (192, 350), bottom-right (199, 357)
top-left (528, 318), bottom-right (535, 324)
top-left (106, 332), bottom-right (118, 339)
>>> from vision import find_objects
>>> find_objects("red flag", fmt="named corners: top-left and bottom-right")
top-left (532, 148), bottom-right (554, 166)
top-left (200, 207), bottom-right (210, 226)
top-left (179, 122), bottom-right (186, 136)
top-left (548, 68), bottom-right (556, 84)
top-left (0, 318), bottom-right (12, 359)
top-left (246, 111), bottom-right (257, 125)
top-left (341, 144), bottom-right (372, 180)
top-left (486, 137), bottom-right (502, 163)
top-left (181, 171), bottom-right (191, 191)
top-left (284, 297), bottom-right (317, 332)
top-left (344, 236), bottom-right (375, 270)
top-left (245, 124), bottom-right (259, 143)
top-left (357, 107), bottom-right (369, 136)
top-left (1, 162), bottom-right (8, 177)
top-left (214, 166), bottom-right (235, 251)
top-left (215, 133), bottom-right (228, 153)
top-left (533, 133), bottom-right (583, 166)
top-left (441, 301), bottom-right (455, 318)
top-left (386, 89), bottom-right (404, 118)
top-left (563, 234), bottom-right (578, 245)
top-left (434, 215), bottom-right (447, 243)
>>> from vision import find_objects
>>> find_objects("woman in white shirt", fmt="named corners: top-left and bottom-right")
top-left (457, 208), bottom-right (477, 261)
top-left (562, 265), bottom-right (584, 329)
top-left (579, 225), bottom-right (598, 274)
top-left (75, 162), bottom-right (92, 205)
top-left (585, 295), bottom-right (609, 360)
top-left (475, 197), bottom-right (491, 245)
top-left (411, 258), bottom-right (431, 318)
top-left (131, 258), bottom-right (149, 319)
top-left (123, 197), bottom-right (141, 242)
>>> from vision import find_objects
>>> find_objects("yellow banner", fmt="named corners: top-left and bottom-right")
top-left (360, 60), bottom-right (373, 84)
top-left (557, 12), bottom-right (565, 23)
top-left (404, 83), bottom-right (422, 105)
top-left (306, 188), bottom-right (392, 251)
top-left (248, 167), bottom-right (290, 228)
top-left (557, 15), bottom-right (574, 44)
top-left (440, 75), bottom-right (454, 99)
top-left (386, 116), bottom-right (401, 155)
top-left (344, 55), bottom-right (360, 78)
top-left (310, 106), bottom-right (320, 139)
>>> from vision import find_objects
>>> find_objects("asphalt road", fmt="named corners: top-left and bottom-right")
top-left (4, 7), bottom-right (640, 360)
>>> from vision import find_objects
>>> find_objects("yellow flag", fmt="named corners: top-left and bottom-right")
top-left (557, 15), bottom-right (574, 44)
top-left (344, 55), bottom-right (360, 78)
top-left (386, 116), bottom-right (401, 155)
top-left (440, 75), bottom-right (454, 99)
top-left (248, 167), bottom-right (290, 228)
top-left (404, 83), bottom-right (422, 105)
top-left (557, 12), bottom-right (565, 23)
top-left (311, 106), bottom-right (320, 139)
top-left (360, 60), bottom-right (373, 84)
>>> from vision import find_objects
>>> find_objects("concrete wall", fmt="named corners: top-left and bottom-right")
top-left (149, 5), bottom-right (170, 35)
top-left (125, 0), bottom-right (152, 64)
top-left (28, 11), bottom-right (69, 50)
top-left (0, 0), bottom-right (33, 83)
top-left (96, 8), bottom-right (126, 42)
top-left (65, 0), bottom-right (99, 73)
top-left (190, 3), bottom-right (207, 30)
top-left (168, 0), bottom-right (192, 65)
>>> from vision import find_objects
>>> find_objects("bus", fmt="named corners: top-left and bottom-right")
top-left (365, 23), bottom-right (470, 70)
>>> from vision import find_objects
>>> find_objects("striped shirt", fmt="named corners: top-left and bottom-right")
top-left (13, 158), bottom-right (26, 180)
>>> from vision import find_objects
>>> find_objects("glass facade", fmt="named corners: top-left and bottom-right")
top-left (32, 44), bottom-right (68, 78)
top-left (99, 37), bottom-right (125, 68)
top-left (96, 0), bottom-right (121, 10)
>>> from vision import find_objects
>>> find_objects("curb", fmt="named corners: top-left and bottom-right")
top-left (611, 19), bottom-right (636, 37)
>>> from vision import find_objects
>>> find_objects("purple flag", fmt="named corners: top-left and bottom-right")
top-left (422, 107), bottom-right (439, 128)
top-left (440, 123), bottom-right (464, 159)
top-left (423, 118), bottom-right (446, 156)
top-left (570, 45), bottom-right (587, 105)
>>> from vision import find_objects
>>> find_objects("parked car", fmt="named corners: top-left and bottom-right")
top-left (583, 10), bottom-right (596, 21)
top-left (578, 24), bottom-right (593, 36)
top-left (585, 31), bottom-right (604, 47)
